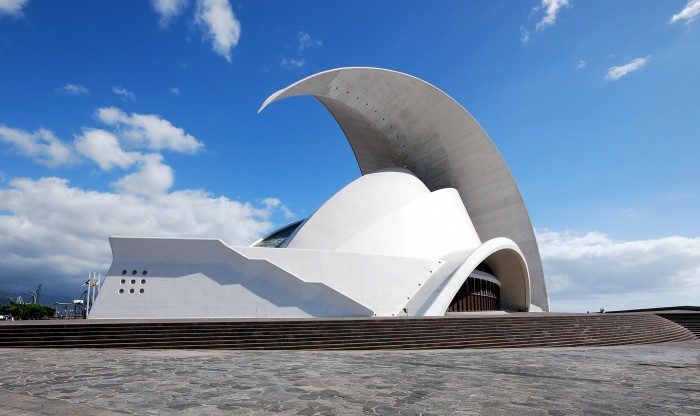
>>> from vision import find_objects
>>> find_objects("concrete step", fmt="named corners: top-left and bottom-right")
top-left (0, 313), bottom-right (694, 350)
top-left (656, 313), bottom-right (700, 338)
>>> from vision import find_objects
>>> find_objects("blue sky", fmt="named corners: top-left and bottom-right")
top-left (0, 0), bottom-right (698, 311)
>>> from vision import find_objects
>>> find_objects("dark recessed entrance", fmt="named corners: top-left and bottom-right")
top-left (447, 275), bottom-right (500, 312)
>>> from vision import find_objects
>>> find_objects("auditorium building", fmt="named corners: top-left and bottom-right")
top-left (89, 67), bottom-right (549, 319)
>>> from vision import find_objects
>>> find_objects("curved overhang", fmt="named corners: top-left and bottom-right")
top-left (422, 238), bottom-right (531, 315)
top-left (259, 67), bottom-right (548, 311)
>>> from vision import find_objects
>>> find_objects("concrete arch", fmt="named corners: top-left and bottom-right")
top-left (259, 67), bottom-right (548, 311)
top-left (420, 238), bottom-right (530, 316)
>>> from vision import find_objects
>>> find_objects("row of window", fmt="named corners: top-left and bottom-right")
top-left (118, 288), bottom-right (144, 294)
top-left (120, 278), bottom-right (146, 285)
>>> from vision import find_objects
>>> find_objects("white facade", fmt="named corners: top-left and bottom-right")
top-left (89, 68), bottom-right (546, 319)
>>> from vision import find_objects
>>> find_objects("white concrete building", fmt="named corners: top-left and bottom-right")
top-left (89, 67), bottom-right (548, 319)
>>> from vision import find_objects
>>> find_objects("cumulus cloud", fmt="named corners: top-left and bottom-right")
top-left (169, 87), bottom-right (180, 96)
top-left (671, 0), bottom-right (700, 24)
top-left (605, 56), bottom-right (651, 81)
top-left (74, 128), bottom-right (182, 195)
top-left (74, 129), bottom-right (140, 170)
top-left (0, 176), bottom-right (284, 297)
top-left (1, 108), bottom-right (201, 171)
top-left (538, 230), bottom-right (700, 312)
top-left (96, 107), bottom-right (203, 153)
top-left (194, 0), bottom-right (241, 62)
top-left (151, 0), bottom-right (188, 27)
top-left (112, 86), bottom-right (136, 101)
top-left (0, 125), bottom-right (76, 167)
top-left (111, 153), bottom-right (174, 196)
top-left (0, 0), bottom-right (28, 17)
top-left (61, 84), bottom-right (90, 95)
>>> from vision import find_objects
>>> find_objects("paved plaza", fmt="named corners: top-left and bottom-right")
top-left (0, 341), bottom-right (698, 415)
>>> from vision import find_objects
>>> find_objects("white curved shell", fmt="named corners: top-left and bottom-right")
top-left (284, 168), bottom-right (482, 259)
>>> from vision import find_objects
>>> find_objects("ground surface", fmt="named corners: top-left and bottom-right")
top-left (0, 341), bottom-right (698, 415)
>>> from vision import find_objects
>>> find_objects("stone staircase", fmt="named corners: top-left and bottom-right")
top-left (656, 312), bottom-right (700, 338)
top-left (0, 313), bottom-right (694, 350)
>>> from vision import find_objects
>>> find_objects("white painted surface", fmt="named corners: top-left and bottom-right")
top-left (90, 238), bottom-right (375, 319)
top-left (286, 168), bottom-right (481, 259)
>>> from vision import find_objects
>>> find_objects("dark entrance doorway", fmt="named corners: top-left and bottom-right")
top-left (447, 275), bottom-right (501, 312)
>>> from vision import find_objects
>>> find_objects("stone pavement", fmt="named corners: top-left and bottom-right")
top-left (0, 341), bottom-right (698, 415)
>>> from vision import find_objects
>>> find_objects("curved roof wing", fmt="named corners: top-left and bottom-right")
top-left (259, 67), bottom-right (548, 311)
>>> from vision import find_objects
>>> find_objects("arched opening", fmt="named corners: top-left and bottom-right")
top-left (444, 247), bottom-right (529, 313)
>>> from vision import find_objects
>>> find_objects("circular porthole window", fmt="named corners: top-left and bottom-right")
top-left (141, 279), bottom-right (146, 284)
top-left (131, 270), bottom-right (137, 276)
top-left (129, 288), bottom-right (134, 294)
top-left (142, 270), bottom-right (148, 276)
top-left (130, 279), bottom-right (136, 284)
top-left (119, 289), bottom-right (124, 294)
top-left (121, 270), bottom-right (127, 275)
top-left (139, 288), bottom-right (144, 294)
top-left (120, 279), bottom-right (126, 284)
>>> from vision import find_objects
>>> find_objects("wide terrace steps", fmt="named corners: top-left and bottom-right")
top-left (0, 313), bottom-right (694, 350)
top-left (656, 312), bottom-right (700, 338)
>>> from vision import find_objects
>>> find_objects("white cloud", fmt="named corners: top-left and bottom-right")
top-left (0, 0), bottom-right (28, 17)
top-left (61, 84), bottom-right (90, 95)
top-left (112, 86), bottom-right (136, 101)
top-left (151, 0), bottom-right (188, 27)
top-left (520, 0), bottom-right (569, 43)
top-left (111, 153), bottom-right (174, 196)
top-left (538, 229), bottom-right (700, 312)
top-left (280, 205), bottom-right (296, 219)
top-left (96, 107), bottom-right (203, 153)
top-left (535, 0), bottom-right (570, 31)
top-left (576, 59), bottom-right (587, 69)
top-left (194, 0), bottom-right (241, 62)
top-left (0, 125), bottom-right (75, 167)
top-left (169, 87), bottom-right (180, 96)
top-left (671, 0), bottom-right (700, 24)
top-left (0, 176), bottom-right (283, 296)
top-left (74, 129), bottom-right (140, 170)
top-left (1, 108), bottom-right (201, 174)
top-left (261, 197), bottom-right (296, 219)
top-left (605, 56), bottom-right (651, 81)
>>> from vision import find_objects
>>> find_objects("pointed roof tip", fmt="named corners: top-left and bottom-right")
top-left (257, 90), bottom-right (280, 114)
